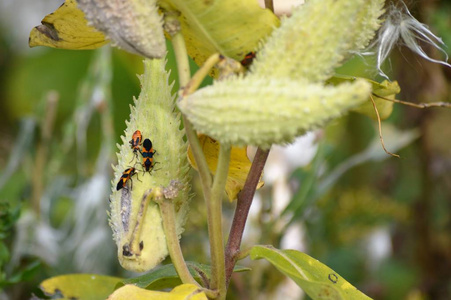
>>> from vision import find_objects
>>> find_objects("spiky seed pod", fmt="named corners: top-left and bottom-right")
top-left (110, 59), bottom-right (190, 272)
top-left (250, 0), bottom-right (385, 82)
top-left (77, 0), bottom-right (166, 58)
top-left (349, 0), bottom-right (385, 53)
top-left (178, 77), bottom-right (372, 148)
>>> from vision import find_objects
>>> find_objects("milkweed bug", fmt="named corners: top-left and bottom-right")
top-left (116, 167), bottom-right (137, 191)
top-left (141, 138), bottom-right (156, 173)
top-left (240, 51), bottom-right (256, 68)
top-left (129, 130), bottom-right (143, 156)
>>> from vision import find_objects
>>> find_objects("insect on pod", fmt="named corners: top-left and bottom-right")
top-left (129, 130), bottom-right (143, 159)
top-left (141, 138), bottom-right (156, 173)
top-left (116, 167), bottom-right (138, 191)
top-left (240, 51), bottom-right (256, 68)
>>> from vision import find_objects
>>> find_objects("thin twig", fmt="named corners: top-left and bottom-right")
top-left (374, 93), bottom-right (451, 108)
top-left (225, 147), bottom-right (270, 286)
top-left (370, 95), bottom-right (400, 158)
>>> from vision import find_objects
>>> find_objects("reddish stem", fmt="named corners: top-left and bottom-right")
top-left (224, 147), bottom-right (270, 286)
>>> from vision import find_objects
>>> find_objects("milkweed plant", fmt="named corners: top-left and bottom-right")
top-left (28, 0), bottom-right (450, 299)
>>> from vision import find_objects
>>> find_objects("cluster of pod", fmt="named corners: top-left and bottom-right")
top-left (116, 130), bottom-right (157, 191)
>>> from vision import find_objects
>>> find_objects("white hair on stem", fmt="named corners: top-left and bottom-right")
top-left (368, 1), bottom-right (451, 79)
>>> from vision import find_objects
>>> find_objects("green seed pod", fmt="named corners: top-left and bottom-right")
top-left (110, 59), bottom-right (190, 272)
top-left (178, 76), bottom-right (371, 148)
top-left (250, 0), bottom-right (385, 82)
top-left (77, 0), bottom-right (166, 58)
top-left (349, 0), bottom-right (385, 53)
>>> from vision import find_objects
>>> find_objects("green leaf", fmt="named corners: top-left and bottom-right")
top-left (1, 260), bottom-right (40, 288)
top-left (40, 274), bottom-right (122, 300)
top-left (0, 242), bottom-right (9, 264)
top-left (250, 245), bottom-right (372, 300)
top-left (161, 0), bottom-right (279, 75)
top-left (120, 262), bottom-right (250, 290)
top-left (5, 260), bottom-right (41, 286)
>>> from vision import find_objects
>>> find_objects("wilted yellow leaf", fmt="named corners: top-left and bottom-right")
top-left (161, 0), bottom-right (279, 76)
top-left (40, 274), bottom-right (122, 299)
top-left (29, 0), bottom-right (107, 49)
top-left (188, 135), bottom-right (264, 201)
top-left (107, 284), bottom-right (208, 300)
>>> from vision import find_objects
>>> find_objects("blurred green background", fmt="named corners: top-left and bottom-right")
top-left (0, 0), bottom-right (450, 299)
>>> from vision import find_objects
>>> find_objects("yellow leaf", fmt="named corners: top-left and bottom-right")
top-left (107, 284), bottom-right (208, 300)
top-left (161, 0), bottom-right (279, 76)
top-left (29, 0), bottom-right (107, 50)
top-left (40, 274), bottom-right (122, 300)
top-left (188, 135), bottom-right (264, 201)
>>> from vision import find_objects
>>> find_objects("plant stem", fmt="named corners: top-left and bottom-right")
top-left (183, 53), bottom-right (222, 96)
top-left (264, 0), bottom-right (274, 13)
top-left (159, 198), bottom-right (199, 286)
top-left (183, 117), bottom-right (212, 191)
top-left (171, 26), bottom-right (212, 191)
top-left (208, 144), bottom-right (231, 299)
top-left (225, 147), bottom-right (270, 286)
top-left (172, 39), bottom-right (190, 89)
top-left (171, 21), bottom-right (226, 298)
top-left (157, 191), bottom-right (218, 299)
